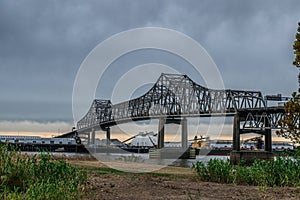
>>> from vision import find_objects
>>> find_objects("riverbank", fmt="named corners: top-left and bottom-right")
top-left (68, 160), bottom-right (300, 200)
top-left (2, 145), bottom-right (299, 199)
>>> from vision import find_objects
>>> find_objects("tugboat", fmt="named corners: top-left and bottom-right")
top-left (190, 135), bottom-right (211, 155)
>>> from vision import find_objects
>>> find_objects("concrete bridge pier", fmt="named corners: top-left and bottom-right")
top-left (264, 119), bottom-right (272, 152)
top-left (87, 132), bottom-right (91, 145)
top-left (157, 117), bottom-right (188, 149)
top-left (265, 130), bottom-right (272, 152)
top-left (230, 113), bottom-right (274, 165)
top-left (158, 118), bottom-right (165, 149)
top-left (232, 114), bottom-right (240, 151)
top-left (181, 117), bottom-right (188, 149)
top-left (106, 127), bottom-right (111, 146)
top-left (152, 117), bottom-right (192, 159)
top-left (91, 128), bottom-right (96, 145)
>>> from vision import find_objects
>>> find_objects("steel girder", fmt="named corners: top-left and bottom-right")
top-left (77, 73), bottom-right (266, 131)
top-left (238, 107), bottom-right (289, 133)
top-left (77, 100), bottom-right (112, 130)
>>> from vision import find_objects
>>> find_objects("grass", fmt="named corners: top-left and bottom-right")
top-left (193, 156), bottom-right (300, 187)
top-left (5, 140), bottom-right (300, 199)
top-left (0, 144), bottom-right (87, 199)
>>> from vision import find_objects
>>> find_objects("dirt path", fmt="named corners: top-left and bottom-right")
top-left (70, 160), bottom-right (300, 200)
top-left (85, 173), bottom-right (300, 200)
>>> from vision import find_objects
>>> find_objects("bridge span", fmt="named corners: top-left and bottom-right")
top-left (75, 73), bottom-right (287, 159)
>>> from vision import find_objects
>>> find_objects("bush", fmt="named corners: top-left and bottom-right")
top-left (193, 159), bottom-right (233, 183)
top-left (193, 157), bottom-right (300, 187)
top-left (0, 144), bottom-right (87, 199)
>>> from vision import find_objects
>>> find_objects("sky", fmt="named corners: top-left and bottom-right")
top-left (0, 0), bottom-right (300, 140)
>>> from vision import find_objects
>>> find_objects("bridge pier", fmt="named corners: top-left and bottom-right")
top-left (91, 128), bottom-right (96, 145)
top-left (158, 118), bottom-right (165, 148)
top-left (181, 117), bottom-right (188, 149)
top-left (265, 130), bottom-right (272, 152)
top-left (230, 112), bottom-right (274, 165)
top-left (87, 132), bottom-right (91, 145)
top-left (157, 117), bottom-right (188, 149)
top-left (106, 127), bottom-right (111, 146)
top-left (232, 114), bottom-right (240, 151)
top-left (264, 119), bottom-right (272, 152)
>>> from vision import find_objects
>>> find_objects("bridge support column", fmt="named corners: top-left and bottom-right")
top-left (231, 113), bottom-right (275, 165)
top-left (106, 127), bottom-right (111, 147)
top-left (264, 119), bottom-right (272, 152)
top-left (181, 117), bottom-right (188, 149)
top-left (87, 132), bottom-right (91, 145)
top-left (265, 130), bottom-right (272, 152)
top-left (91, 128), bottom-right (96, 145)
top-left (232, 114), bottom-right (240, 151)
top-left (158, 118), bottom-right (165, 149)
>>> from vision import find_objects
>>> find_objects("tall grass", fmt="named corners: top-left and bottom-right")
top-left (193, 157), bottom-right (300, 187)
top-left (0, 144), bottom-right (87, 199)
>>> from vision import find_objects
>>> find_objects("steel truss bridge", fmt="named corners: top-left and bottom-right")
top-left (76, 73), bottom-right (287, 154)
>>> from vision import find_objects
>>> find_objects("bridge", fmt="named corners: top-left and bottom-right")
top-left (75, 73), bottom-right (287, 161)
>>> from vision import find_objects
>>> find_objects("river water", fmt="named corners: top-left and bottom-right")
top-left (172, 155), bottom-right (229, 167)
top-left (21, 151), bottom-right (229, 168)
top-left (22, 152), bottom-right (229, 167)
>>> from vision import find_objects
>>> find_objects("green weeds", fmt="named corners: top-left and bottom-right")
top-left (193, 157), bottom-right (300, 187)
top-left (0, 144), bottom-right (87, 199)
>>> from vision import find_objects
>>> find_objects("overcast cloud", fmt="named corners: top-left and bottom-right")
top-left (0, 0), bottom-right (300, 135)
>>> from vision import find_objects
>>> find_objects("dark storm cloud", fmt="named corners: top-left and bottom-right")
top-left (147, 0), bottom-right (300, 93)
top-left (0, 0), bottom-right (300, 124)
top-left (0, 0), bottom-right (167, 122)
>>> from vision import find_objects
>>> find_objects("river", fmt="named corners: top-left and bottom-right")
top-left (21, 151), bottom-right (229, 168)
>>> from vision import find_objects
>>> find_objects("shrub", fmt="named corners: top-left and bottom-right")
top-left (0, 144), bottom-right (87, 199)
top-left (193, 159), bottom-right (233, 183)
top-left (193, 156), bottom-right (300, 187)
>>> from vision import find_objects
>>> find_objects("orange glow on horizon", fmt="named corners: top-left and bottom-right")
top-left (0, 131), bottom-right (292, 143)
top-left (0, 131), bottom-right (58, 138)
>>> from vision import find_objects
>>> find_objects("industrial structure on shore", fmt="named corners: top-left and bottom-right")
top-left (0, 131), bottom-right (294, 156)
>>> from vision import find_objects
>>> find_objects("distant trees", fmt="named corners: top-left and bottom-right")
top-left (293, 22), bottom-right (300, 70)
top-left (277, 22), bottom-right (300, 144)
top-left (294, 22), bottom-right (300, 92)
top-left (277, 93), bottom-right (300, 143)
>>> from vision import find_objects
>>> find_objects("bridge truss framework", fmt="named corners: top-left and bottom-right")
top-left (76, 73), bottom-right (288, 158)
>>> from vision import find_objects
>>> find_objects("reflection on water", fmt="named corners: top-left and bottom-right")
top-left (172, 155), bottom-right (229, 167)
top-left (87, 152), bottom-right (229, 168)
top-left (22, 151), bottom-right (229, 168)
